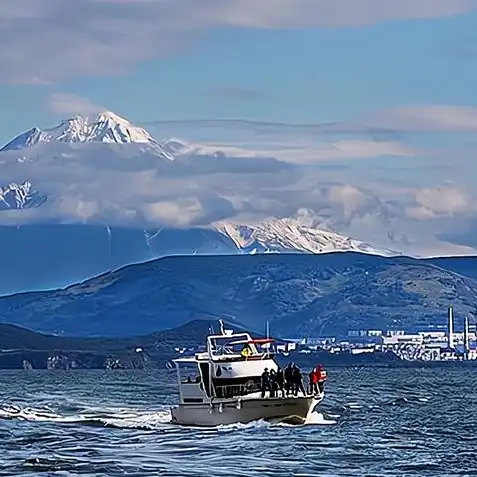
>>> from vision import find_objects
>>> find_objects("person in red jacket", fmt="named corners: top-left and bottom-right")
top-left (316, 364), bottom-right (327, 393)
top-left (308, 367), bottom-right (319, 395)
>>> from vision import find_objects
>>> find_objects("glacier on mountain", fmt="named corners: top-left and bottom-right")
top-left (0, 111), bottom-right (175, 160)
top-left (0, 181), bottom-right (47, 210)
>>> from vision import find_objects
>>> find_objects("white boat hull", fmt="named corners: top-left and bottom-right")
top-left (170, 395), bottom-right (321, 427)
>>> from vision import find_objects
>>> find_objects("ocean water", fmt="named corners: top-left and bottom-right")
top-left (0, 367), bottom-right (476, 476)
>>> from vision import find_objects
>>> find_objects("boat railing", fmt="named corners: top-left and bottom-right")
top-left (214, 382), bottom-right (260, 398)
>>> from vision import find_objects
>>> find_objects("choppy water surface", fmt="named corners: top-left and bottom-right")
top-left (0, 367), bottom-right (476, 476)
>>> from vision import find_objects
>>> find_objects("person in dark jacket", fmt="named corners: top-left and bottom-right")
top-left (269, 369), bottom-right (278, 398)
top-left (275, 367), bottom-right (285, 397)
top-left (292, 364), bottom-right (306, 396)
top-left (284, 363), bottom-right (294, 396)
top-left (260, 368), bottom-right (271, 398)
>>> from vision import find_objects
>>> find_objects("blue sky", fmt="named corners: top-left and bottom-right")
top-left (1, 0), bottom-right (477, 257)
top-left (0, 5), bottom-right (476, 142)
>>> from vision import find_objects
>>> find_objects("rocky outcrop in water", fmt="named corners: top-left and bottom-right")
top-left (0, 351), bottom-right (157, 370)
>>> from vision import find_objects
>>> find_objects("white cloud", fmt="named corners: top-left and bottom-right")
top-left (0, 139), bottom-right (475, 256)
top-left (141, 198), bottom-right (205, 226)
top-left (190, 139), bottom-right (418, 164)
top-left (0, 0), bottom-right (476, 82)
top-left (145, 103), bottom-right (477, 159)
top-left (127, 103), bottom-right (477, 193)
top-left (408, 186), bottom-right (474, 219)
top-left (49, 93), bottom-right (104, 117)
top-left (363, 105), bottom-right (477, 132)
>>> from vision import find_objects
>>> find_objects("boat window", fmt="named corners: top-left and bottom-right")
top-left (209, 334), bottom-right (259, 356)
top-left (177, 363), bottom-right (200, 384)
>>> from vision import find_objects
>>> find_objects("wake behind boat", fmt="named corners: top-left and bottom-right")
top-left (170, 321), bottom-right (324, 427)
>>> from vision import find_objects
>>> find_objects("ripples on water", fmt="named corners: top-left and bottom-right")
top-left (0, 367), bottom-right (476, 476)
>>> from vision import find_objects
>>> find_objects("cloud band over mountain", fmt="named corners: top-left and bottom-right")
top-left (1, 107), bottom-right (477, 257)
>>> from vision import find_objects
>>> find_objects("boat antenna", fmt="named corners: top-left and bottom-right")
top-left (219, 319), bottom-right (225, 335)
top-left (266, 320), bottom-right (270, 357)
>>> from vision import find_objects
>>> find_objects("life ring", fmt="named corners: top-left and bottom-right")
top-left (244, 380), bottom-right (254, 392)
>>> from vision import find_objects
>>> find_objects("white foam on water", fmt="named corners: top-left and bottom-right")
top-left (98, 410), bottom-right (172, 429)
top-left (0, 403), bottom-right (173, 429)
top-left (0, 404), bottom-right (337, 430)
top-left (304, 411), bottom-right (337, 425)
top-left (0, 405), bottom-right (69, 422)
top-left (345, 402), bottom-right (364, 410)
top-left (216, 419), bottom-right (271, 432)
top-left (274, 411), bottom-right (338, 427)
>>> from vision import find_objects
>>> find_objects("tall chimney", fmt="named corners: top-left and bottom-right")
top-left (464, 315), bottom-right (470, 360)
top-left (448, 305), bottom-right (455, 349)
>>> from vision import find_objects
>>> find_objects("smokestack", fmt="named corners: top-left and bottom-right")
top-left (448, 305), bottom-right (455, 349)
top-left (464, 316), bottom-right (470, 360)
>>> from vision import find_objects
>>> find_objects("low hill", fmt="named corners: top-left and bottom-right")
top-left (0, 319), bottom-right (215, 351)
top-left (0, 319), bottom-right (221, 369)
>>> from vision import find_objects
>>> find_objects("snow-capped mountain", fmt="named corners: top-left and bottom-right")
top-left (213, 216), bottom-right (399, 257)
top-left (0, 181), bottom-right (47, 210)
top-left (0, 111), bottom-right (175, 160)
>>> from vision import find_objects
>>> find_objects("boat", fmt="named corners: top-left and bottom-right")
top-left (170, 321), bottom-right (323, 426)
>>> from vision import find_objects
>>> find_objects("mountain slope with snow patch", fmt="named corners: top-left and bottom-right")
top-left (213, 217), bottom-right (400, 256)
top-left (0, 181), bottom-right (47, 210)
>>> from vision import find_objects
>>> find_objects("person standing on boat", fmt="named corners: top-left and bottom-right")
top-left (316, 364), bottom-right (327, 393)
top-left (309, 367), bottom-right (319, 395)
top-left (275, 366), bottom-right (285, 397)
top-left (292, 364), bottom-right (306, 396)
top-left (284, 363), bottom-right (294, 396)
top-left (269, 369), bottom-right (278, 397)
top-left (260, 367), bottom-right (271, 398)
top-left (241, 343), bottom-right (252, 358)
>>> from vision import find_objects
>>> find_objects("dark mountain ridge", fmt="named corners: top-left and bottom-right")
top-left (1, 252), bottom-right (476, 338)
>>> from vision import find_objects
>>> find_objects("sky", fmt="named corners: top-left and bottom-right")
top-left (1, 0), bottom-right (477, 257)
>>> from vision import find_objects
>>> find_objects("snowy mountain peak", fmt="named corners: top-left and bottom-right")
top-left (96, 111), bottom-right (130, 125)
top-left (0, 181), bottom-right (47, 210)
top-left (0, 111), bottom-right (173, 159)
top-left (214, 216), bottom-right (399, 257)
top-left (84, 110), bottom-right (156, 145)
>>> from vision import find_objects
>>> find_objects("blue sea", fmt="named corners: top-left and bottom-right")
top-left (0, 367), bottom-right (476, 476)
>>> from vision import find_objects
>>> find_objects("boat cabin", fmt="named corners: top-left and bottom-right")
top-left (173, 329), bottom-right (277, 403)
